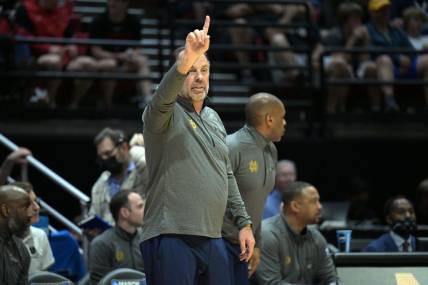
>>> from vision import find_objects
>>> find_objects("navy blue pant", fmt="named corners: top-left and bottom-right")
top-left (224, 239), bottom-right (249, 285)
top-left (141, 235), bottom-right (233, 285)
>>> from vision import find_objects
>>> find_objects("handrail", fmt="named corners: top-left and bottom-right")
top-left (169, 0), bottom-right (311, 24)
top-left (38, 198), bottom-right (82, 236)
top-left (14, 36), bottom-right (149, 48)
top-left (1, 70), bottom-right (157, 80)
top-left (0, 133), bottom-right (90, 204)
top-left (172, 19), bottom-right (310, 29)
top-left (13, 36), bottom-right (310, 52)
top-left (319, 47), bottom-right (428, 89)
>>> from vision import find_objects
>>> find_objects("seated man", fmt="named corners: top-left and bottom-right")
top-left (89, 128), bottom-right (146, 225)
top-left (0, 184), bottom-right (34, 284)
top-left (11, 181), bottom-right (55, 274)
top-left (14, 0), bottom-right (97, 108)
top-left (88, 0), bottom-right (152, 109)
top-left (257, 181), bottom-right (340, 285)
top-left (88, 190), bottom-right (145, 284)
top-left (322, 2), bottom-right (364, 113)
top-left (365, 196), bottom-right (419, 252)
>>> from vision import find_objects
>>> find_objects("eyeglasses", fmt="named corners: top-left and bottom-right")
top-left (98, 145), bottom-right (118, 160)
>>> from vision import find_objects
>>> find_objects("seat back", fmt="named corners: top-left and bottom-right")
top-left (98, 268), bottom-right (146, 285)
top-left (29, 271), bottom-right (74, 285)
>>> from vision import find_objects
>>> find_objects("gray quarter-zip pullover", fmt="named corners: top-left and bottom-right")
top-left (141, 64), bottom-right (251, 241)
top-left (257, 214), bottom-right (339, 285)
top-left (222, 125), bottom-right (277, 245)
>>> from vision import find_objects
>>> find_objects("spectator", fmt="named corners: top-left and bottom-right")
top-left (225, 2), bottom-right (322, 82)
top-left (403, 5), bottom-right (428, 107)
top-left (0, 184), bottom-right (34, 284)
top-left (262, 159), bottom-right (297, 220)
top-left (323, 2), bottom-right (364, 113)
top-left (140, 16), bottom-right (254, 285)
top-left (224, 4), bottom-right (284, 81)
top-left (390, 0), bottom-right (428, 28)
top-left (222, 93), bottom-right (285, 284)
top-left (265, 2), bottom-right (323, 82)
top-left (89, 128), bottom-right (147, 225)
top-left (348, 0), bottom-right (428, 111)
top-left (11, 181), bottom-right (55, 274)
top-left (0, 147), bottom-right (31, 186)
top-left (14, 0), bottom-right (98, 108)
top-left (365, 196), bottom-right (419, 252)
top-left (88, 190), bottom-right (145, 284)
top-left (415, 178), bottom-right (428, 225)
top-left (256, 181), bottom-right (339, 285)
top-left (403, 7), bottom-right (428, 51)
top-left (88, 0), bottom-right (152, 109)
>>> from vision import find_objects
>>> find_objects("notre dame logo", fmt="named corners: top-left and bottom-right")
top-left (249, 160), bottom-right (258, 173)
top-left (189, 119), bottom-right (197, 129)
top-left (115, 250), bottom-right (125, 262)
top-left (285, 256), bottom-right (292, 265)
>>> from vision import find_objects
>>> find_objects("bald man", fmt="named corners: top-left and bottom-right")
top-left (0, 185), bottom-right (34, 284)
top-left (222, 92), bottom-right (286, 285)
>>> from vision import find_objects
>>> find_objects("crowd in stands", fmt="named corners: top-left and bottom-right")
top-left (1, 0), bottom-right (153, 109)
top-left (0, 0), bottom-right (428, 113)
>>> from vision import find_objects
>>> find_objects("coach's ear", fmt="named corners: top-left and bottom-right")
top-left (1, 204), bottom-right (10, 218)
top-left (290, 200), bottom-right (301, 214)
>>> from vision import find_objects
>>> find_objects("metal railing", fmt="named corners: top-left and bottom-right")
top-left (165, 0), bottom-right (313, 83)
top-left (0, 133), bottom-right (89, 236)
top-left (1, 0), bottom-right (314, 91)
top-left (319, 47), bottom-right (428, 88)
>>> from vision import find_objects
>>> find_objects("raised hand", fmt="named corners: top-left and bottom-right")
top-left (6, 148), bottom-right (31, 165)
top-left (185, 15), bottom-right (211, 58)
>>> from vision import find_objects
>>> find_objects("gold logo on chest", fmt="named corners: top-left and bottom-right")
top-left (249, 160), bottom-right (258, 173)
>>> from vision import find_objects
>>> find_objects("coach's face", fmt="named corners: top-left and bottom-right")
top-left (179, 55), bottom-right (210, 104)
top-left (295, 186), bottom-right (322, 225)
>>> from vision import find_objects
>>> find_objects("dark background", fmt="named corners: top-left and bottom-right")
top-left (2, 126), bottom-right (427, 228)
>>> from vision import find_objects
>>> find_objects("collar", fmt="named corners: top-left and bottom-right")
top-left (126, 161), bottom-right (136, 173)
top-left (177, 96), bottom-right (208, 113)
top-left (281, 213), bottom-right (308, 241)
top-left (114, 225), bottom-right (138, 241)
top-left (244, 125), bottom-right (271, 149)
top-left (0, 224), bottom-right (14, 240)
top-left (23, 226), bottom-right (42, 255)
top-left (389, 230), bottom-right (413, 249)
top-left (0, 229), bottom-right (12, 241)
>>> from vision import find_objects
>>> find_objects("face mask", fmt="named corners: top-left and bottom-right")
top-left (97, 156), bottom-right (123, 175)
top-left (391, 217), bottom-right (417, 239)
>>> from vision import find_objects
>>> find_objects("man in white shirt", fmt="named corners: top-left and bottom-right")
top-left (12, 181), bottom-right (55, 273)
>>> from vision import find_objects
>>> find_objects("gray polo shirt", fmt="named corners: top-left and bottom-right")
top-left (89, 226), bottom-right (144, 284)
top-left (257, 214), bottom-right (339, 285)
top-left (141, 64), bottom-right (251, 241)
top-left (222, 125), bottom-right (277, 245)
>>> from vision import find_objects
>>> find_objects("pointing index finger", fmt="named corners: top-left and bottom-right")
top-left (202, 15), bottom-right (210, 34)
